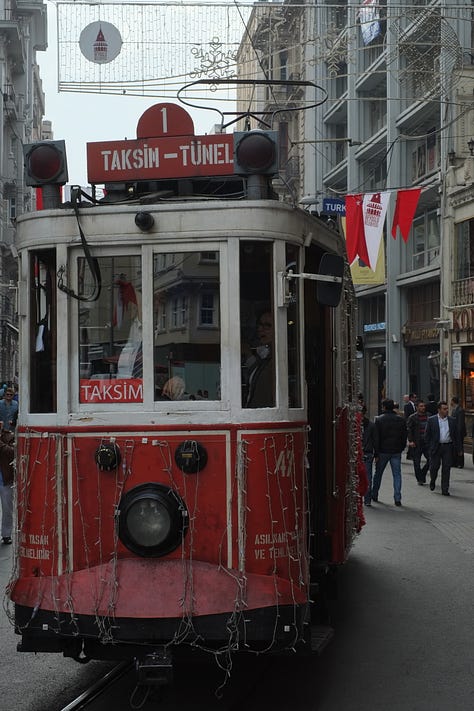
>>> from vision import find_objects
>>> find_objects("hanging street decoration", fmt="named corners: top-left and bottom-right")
top-left (344, 188), bottom-right (422, 272)
top-left (79, 21), bottom-right (122, 64)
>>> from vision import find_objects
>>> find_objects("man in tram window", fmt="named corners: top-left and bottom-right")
top-left (243, 309), bottom-right (275, 408)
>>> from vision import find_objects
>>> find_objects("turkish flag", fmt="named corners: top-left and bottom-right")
top-left (391, 188), bottom-right (421, 242)
top-left (345, 194), bottom-right (370, 266)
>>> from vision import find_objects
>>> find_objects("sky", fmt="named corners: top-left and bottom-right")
top-left (40, 1), bottom-right (228, 187)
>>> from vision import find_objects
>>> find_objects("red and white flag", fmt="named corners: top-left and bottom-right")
top-left (362, 191), bottom-right (390, 270)
top-left (345, 194), bottom-right (370, 266)
top-left (391, 188), bottom-right (421, 242)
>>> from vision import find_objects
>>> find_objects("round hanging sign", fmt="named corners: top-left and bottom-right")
top-left (79, 21), bottom-right (122, 64)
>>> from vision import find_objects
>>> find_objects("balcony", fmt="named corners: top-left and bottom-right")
top-left (452, 278), bottom-right (474, 307)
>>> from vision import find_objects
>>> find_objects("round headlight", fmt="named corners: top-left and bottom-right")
top-left (118, 483), bottom-right (188, 557)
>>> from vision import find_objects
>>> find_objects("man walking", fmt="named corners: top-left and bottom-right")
top-left (403, 392), bottom-right (417, 418)
top-left (424, 401), bottom-right (462, 496)
top-left (372, 399), bottom-right (407, 506)
top-left (407, 400), bottom-right (430, 485)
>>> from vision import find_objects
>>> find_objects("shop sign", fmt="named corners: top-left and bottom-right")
top-left (452, 349), bottom-right (462, 379)
top-left (453, 308), bottom-right (474, 331)
top-left (403, 324), bottom-right (439, 345)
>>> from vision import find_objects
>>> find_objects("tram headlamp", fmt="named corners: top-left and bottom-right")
top-left (118, 483), bottom-right (188, 557)
top-left (233, 131), bottom-right (279, 175)
top-left (23, 140), bottom-right (69, 186)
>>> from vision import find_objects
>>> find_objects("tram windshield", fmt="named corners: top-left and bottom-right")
top-left (153, 251), bottom-right (221, 401)
top-left (78, 256), bottom-right (143, 404)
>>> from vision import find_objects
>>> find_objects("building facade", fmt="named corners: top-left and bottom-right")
top-left (0, 0), bottom-right (47, 383)
top-left (236, 0), bottom-right (474, 417)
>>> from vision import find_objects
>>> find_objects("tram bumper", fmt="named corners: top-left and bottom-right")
top-left (11, 559), bottom-right (308, 654)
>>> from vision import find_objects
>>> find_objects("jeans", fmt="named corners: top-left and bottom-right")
top-left (363, 453), bottom-right (374, 504)
top-left (372, 452), bottom-right (402, 502)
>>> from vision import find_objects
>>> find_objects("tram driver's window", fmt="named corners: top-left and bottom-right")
top-left (30, 250), bottom-right (57, 413)
top-left (240, 242), bottom-right (275, 408)
top-left (152, 251), bottom-right (221, 401)
top-left (78, 256), bottom-right (142, 404)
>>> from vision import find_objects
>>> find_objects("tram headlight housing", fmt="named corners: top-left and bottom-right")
top-left (233, 131), bottom-right (279, 175)
top-left (23, 140), bottom-right (69, 186)
top-left (118, 483), bottom-right (188, 557)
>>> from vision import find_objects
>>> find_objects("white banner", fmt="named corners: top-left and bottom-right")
top-left (362, 191), bottom-right (390, 270)
top-left (359, 0), bottom-right (381, 45)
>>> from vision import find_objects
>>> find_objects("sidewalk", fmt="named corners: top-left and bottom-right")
top-left (367, 449), bottom-right (474, 556)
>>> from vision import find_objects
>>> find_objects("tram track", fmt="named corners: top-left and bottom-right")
top-left (59, 661), bottom-right (134, 711)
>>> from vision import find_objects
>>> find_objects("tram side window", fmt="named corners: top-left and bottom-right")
top-left (153, 251), bottom-right (221, 401)
top-left (240, 242), bottom-right (275, 408)
top-left (30, 250), bottom-right (57, 413)
top-left (78, 256), bottom-right (142, 404)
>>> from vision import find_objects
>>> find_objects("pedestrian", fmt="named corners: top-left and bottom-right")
top-left (425, 393), bottom-right (437, 416)
top-left (403, 392), bottom-right (417, 418)
top-left (406, 400), bottom-right (430, 484)
top-left (361, 406), bottom-right (376, 506)
top-left (424, 401), bottom-right (462, 496)
top-left (450, 396), bottom-right (466, 467)
top-left (0, 387), bottom-right (17, 545)
top-left (0, 429), bottom-right (14, 545)
top-left (372, 398), bottom-right (407, 506)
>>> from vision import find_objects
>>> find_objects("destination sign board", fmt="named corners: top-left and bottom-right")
top-left (87, 135), bottom-right (235, 183)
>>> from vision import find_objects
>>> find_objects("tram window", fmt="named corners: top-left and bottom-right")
top-left (153, 251), bottom-right (221, 401)
top-left (78, 256), bottom-right (142, 404)
top-left (240, 242), bottom-right (275, 408)
top-left (30, 250), bottom-right (57, 413)
top-left (286, 243), bottom-right (301, 408)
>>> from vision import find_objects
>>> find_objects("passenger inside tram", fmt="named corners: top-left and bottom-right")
top-left (242, 309), bottom-right (275, 408)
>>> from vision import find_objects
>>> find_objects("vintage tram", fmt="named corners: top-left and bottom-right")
top-left (7, 103), bottom-right (363, 680)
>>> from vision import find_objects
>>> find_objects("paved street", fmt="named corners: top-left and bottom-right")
top-left (2, 452), bottom-right (474, 710)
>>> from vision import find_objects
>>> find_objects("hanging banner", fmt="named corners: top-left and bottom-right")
top-left (359, 0), bottom-right (381, 45)
top-left (341, 216), bottom-right (386, 285)
top-left (362, 191), bottom-right (390, 270)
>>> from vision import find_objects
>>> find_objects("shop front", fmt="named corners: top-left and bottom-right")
top-left (402, 322), bottom-right (440, 403)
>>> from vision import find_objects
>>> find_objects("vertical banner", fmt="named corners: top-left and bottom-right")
top-left (341, 216), bottom-right (386, 285)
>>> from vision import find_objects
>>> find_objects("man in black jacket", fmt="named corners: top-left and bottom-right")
top-left (407, 400), bottom-right (430, 484)
top-left (425, 401), bottom-right (462, 496)
top-left (372, 399), bottom-right (407, 506)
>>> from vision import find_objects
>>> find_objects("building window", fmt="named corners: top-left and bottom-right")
top-left (454, 218), bottom-right (474, 280)
top-left (407, 282), bottom-right (440, 322)
top-left (172, 296), bottom-right (187, 328)
top-left (409, 210), bottom-right (440, 270)
top-left (199, 251), bottom-right (218, 263)
top-left (200, 293), bottom-right (216, 326)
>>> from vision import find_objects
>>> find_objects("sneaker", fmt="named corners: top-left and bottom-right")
top-left (371, 495), bottom-right (378, 502)
top-left (364, 500), bottom-right (372, 507)
top-left (394, 501), bottom-right (402, 507)
top-left (2, 537), bottom-right (12, 544)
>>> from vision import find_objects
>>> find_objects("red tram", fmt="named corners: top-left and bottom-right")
top-left (7, 103), bottom-right (364, 680)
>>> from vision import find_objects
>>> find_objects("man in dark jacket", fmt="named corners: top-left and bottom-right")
top-left (407, 400), bottom-right (430, 484)
top-left (361, 406), bottom-right (376, 506)
top-left (425, 401), bottom-right (462, 496)
top-left (372, 398), bottom-right (407, 506)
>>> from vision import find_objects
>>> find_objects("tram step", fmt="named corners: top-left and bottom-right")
top-left (310, 625), bottom-right (334, 654)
